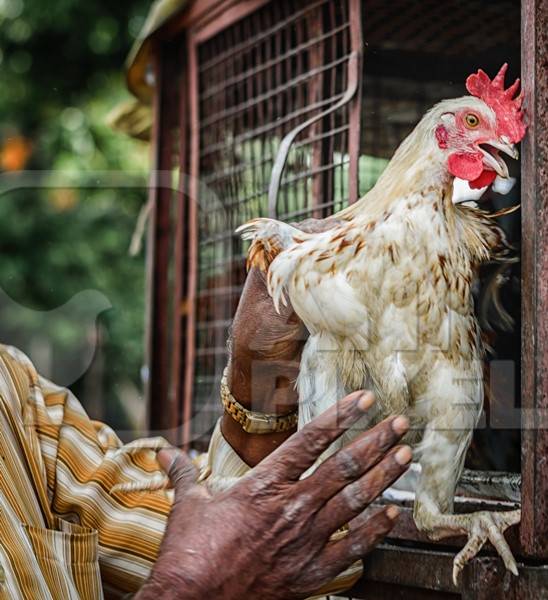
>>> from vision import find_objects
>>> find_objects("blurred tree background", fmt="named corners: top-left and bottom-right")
top-left (0, 0), bottom-right (152, 436)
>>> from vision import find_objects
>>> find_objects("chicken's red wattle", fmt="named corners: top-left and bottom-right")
top-left (448, 152), bottom-right (498, 190)
top-left (469, 169), bottom-right (497, 189)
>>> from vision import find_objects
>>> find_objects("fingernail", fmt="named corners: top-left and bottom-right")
top-left (395, 446), bottom-right (412, 465)
top-left (386, 505), bottom-right (400, 520)
top-left (392, 416), bottom-right (409, 435)
top-left (358, 391), bottom-right (375, 411)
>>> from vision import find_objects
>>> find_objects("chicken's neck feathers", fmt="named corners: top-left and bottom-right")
top-left (330, 114), bottom-right (503, 268)
top-left (337, 107), bottom-right (451, 219)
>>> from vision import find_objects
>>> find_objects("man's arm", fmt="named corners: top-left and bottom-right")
top-left (30, 365), bottom-right (173, 594)
top-left (225, 266), bottom-right (305, 465)
top-left (225, 218), bottom-right (342, 466)
top-left (0, 344), bottom-right (172, 595)
top-left (1, 334), bottom-right (409, 600)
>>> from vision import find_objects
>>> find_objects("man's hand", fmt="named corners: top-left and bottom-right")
top-left (225, 218), bottom-right (342, 465)
top-left (136, 391), bottom-right (411, 600)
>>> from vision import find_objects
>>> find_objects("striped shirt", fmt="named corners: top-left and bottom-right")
top-left (0, 344), bottom-right (172, 599)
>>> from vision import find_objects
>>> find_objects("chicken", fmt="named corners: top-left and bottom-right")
top-left (237, 64), bottom-right (526, 583)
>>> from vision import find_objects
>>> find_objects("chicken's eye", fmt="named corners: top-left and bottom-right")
top-left (465, 113), bottom-right (480, 128)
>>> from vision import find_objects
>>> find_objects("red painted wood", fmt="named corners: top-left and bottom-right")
top-left (192, 0), bottom-right (271, 43)
top-left (181, 33), bottom-right (199, 450)
top-left (146, 43), bottom-right (176, 439)
top-left (170, 40), bottom-right (189, 446)
top-left (520, 0), bottom-right (548, 560)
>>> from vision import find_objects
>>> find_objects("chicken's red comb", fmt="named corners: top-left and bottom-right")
top-left (466, 63), bottom-right (526, 143)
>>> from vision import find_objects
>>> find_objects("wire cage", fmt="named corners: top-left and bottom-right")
top-left (190, 0), bottom-right (362, 444)
top-left (187, 0), bottom-right (524, 468)
top-left (144, 0), bottom-right (548, 596)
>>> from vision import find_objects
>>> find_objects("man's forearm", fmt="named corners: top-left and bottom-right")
top-left (221, 267), bottom-right (304, 466)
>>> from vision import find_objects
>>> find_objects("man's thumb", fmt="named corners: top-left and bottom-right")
top-left (158, 448), bottom-right (198, 493)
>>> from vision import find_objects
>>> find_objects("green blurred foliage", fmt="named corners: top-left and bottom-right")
top-left (0, 0), bottom-right (152, 432)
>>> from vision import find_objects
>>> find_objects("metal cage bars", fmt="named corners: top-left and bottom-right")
top-left (184, 0), bottom-right (363, 447)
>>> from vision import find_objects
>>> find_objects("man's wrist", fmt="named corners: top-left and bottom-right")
top-left (221, 367), bottom-right (297, 434)
top-left (227, 359), bottom-right (300, 414)
top-left (221, 360), bottom-right (298, 466)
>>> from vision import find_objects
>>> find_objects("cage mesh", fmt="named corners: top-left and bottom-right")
top-left (187, 0), bottom-right (521, 449)
top-left (191, 0), bottom-right (357, 442)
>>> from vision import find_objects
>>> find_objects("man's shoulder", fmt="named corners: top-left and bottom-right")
top-left (0, 344), bottom-right (39, 406)
top-left (0, 344), bottom-right (38, 377)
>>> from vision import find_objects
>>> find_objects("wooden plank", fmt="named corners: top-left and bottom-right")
top-left (308, 5), bottom-right (328, 217)
top-left (351, 582), bottom-right (459, 600)
top-left (181, 33), bottom-right (200, 450)
top-left (146, 42), bottom-right (176, 438)
top-left (160, 0), bottom-right (269, 44)
top-left (171, 37), bottom-right (189, 446)
top-left (520, 0), bottom-right (548, 560)
top-left (349, 544), bottom-right (548, 599)
top-left (380, 503), bottom-right (519, 555)
top-left (461, 557), bottom-right (548, 600)
top-left (354, 544), bottom-right (459, 594)
top-left (192, 0), bottom-right (271, 43)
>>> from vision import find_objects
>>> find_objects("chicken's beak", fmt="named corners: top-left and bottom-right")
top-left (479, 137), bottom-right (519, 179)
top-left (490, 137), bottom-right (519, 160)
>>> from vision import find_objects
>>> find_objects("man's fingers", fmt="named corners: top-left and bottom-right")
top-left (301, 415), bottom-right (409, 502)
top-left (254, 391), bottom-right (375, 481)
top-left (313, 506), bottom-right (398, 582)
top-left (157, 448), bottom-right (200, 498)
top-left (315, 445), bottom-right (411, 534)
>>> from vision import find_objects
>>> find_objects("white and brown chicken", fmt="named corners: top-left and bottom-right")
top-left (237, 64), bottom-right (526, 582)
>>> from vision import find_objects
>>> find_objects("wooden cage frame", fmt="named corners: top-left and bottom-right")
top-left (144, 0), bottom-right (548, 596)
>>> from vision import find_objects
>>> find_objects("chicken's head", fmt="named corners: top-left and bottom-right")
top-left (434, 64), bottom-right (526, 189)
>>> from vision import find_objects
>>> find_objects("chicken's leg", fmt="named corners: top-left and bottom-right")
top-left (413, 423), bottom-right (520, 585)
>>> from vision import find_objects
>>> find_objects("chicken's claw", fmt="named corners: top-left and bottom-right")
top-left (452, 508), bottom-right (521, 585)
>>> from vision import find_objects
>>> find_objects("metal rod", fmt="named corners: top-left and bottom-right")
top-left (268, 51), bottom-right (360, 217)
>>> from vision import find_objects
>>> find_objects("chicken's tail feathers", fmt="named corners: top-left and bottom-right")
top-left (236, 218), bottom-right (301, 273)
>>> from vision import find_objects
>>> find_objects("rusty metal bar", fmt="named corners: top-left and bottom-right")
top-left (520, 0), bottom-right (548, 561)
top-left (146, 42), bottom-right (177, 438)
top-left (348, 0), bottom-right (363, 203)
top-left (308, 5), bottom-right (327, 217)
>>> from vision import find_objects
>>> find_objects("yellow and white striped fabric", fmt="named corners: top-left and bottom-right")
top-left (0, 344), bottom-right (172, 599)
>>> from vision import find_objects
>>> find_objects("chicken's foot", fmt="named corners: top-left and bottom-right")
top-left (416, 507), bottom-right (521, 585)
